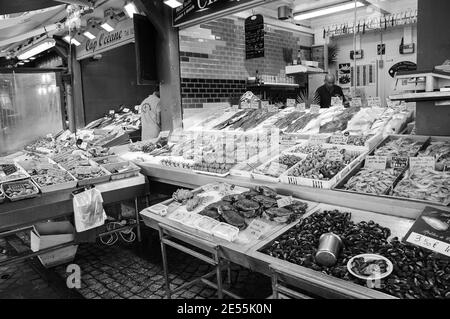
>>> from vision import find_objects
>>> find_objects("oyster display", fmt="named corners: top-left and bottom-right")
top-left (252, 195), bottom-right (277, 208)
top-left (222, 193), bottom-right (245, 203)
top-left (284, 201), bottom-right (308, 215)
top-left (263, 207), bottom-right (295, 223)
top-left (234, 199), bottom-right (261, 218)
top-left (199, 209), bottom-right (220, 220)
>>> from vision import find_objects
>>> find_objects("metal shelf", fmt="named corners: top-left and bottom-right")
top-left (389, 91), bottom-right (450, 102)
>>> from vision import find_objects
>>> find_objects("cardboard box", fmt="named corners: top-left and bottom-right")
top-left (30, 221), bottom-right (78, 268)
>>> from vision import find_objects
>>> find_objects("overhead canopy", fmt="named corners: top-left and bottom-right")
top-left (0, 0), bottom-right (62, 15)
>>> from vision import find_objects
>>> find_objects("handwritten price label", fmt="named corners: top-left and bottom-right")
top-left (277, 195), bottom-right (294, 208)
top-left (326, 149), bottom-right (344, 161)
top-left (406, 232), bottom-right (450, 257)
top-left (310, 104), bottom-right (321, 114)
top-left (350, 98), bottom-right (362, 107)
top-left (286, 99), bottom-right (296, 108)
top-left (368, 97), bottom-right (382, 108)
top-left (309, 134), bottom-right (328, 144)
top-left (365, 156), bottom-right (388, 170)
top-left (391, 156), bottom-right (408, 169)
top-left (409, 156), bottom-right (435, 171)
top-left (330, 133), bottom-right (348, 145)
top-left (297, 103), bottom-right (306, 112)
top-left (158, 130), bottom-right (171, 139)
top-left (261, 100), bottom-right (270, 109)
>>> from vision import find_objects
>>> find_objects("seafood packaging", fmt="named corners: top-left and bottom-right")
top-left (262, 209), bottom-right (449, 299)
top-left (391, 168), bottom-right (450, 205)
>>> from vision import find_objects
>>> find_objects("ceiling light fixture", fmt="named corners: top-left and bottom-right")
top-left (294, 1), bottom-right (365, 20)
top-left (164, 0), bottom-right (183, 9)
top-left (63, 35), bottom-right (81, 46)
top-left (100, 10), bottom-right (118, 32)
top-left (124, 1), bottom-right (138, 18)
top-left (17, 38), bottom-right (56, 60)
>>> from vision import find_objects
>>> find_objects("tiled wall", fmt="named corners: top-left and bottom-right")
top-left (179, 17), bottom-right (313, 108)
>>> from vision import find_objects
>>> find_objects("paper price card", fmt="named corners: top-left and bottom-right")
top-left (158, 130), bottom-right (171, 139)
top-left (261, 100), bottom-right (270, 109)
top-left (409, 156), bottom-right (435, 171)
top-left (246, 219), bottom-right (271, 241)
top-left (329, 133), bottom-right (348, 145)
top-left (310, 104), bottom-right (321, 114)
top-left (326, 149), bottom-right (344, 161)
top-left (286, 99), bottom-right (296, 108)
top-left (365, 156), bottom-right (387, 170)
top-left (368, 97), bottom-right (382, 108)
top-left (331, 96), bottom-right (342, 106)
top-left (297, 103), bottom-right (306, 112)
top-left (350, 98), bottom-right (362, 108)
top-left (277, 195), bottom-right (293, 208)
top-left (309, 134), bottom-right (328, 144)
top-left (391, 156), bottom-right (408, 169)
top-left (403, 207), bottom-right (450, 257)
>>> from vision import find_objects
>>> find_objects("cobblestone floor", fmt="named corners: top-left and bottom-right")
top-left (0, 230), bottom-right (272, 299)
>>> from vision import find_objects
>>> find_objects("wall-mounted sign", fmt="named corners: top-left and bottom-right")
top-left (173, 0), bottom-right (264, 27)
top-left (388, 61), bottom-right (417, 78)
top-left (76, 18), bottom-right (135, 60)
top-left (245, 14), bottom-right (264, 59)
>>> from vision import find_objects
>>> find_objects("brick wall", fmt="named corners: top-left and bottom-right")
top-left (179, 17), bottom-right (313, 108)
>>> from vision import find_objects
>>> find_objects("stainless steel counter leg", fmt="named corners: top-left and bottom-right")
top-left (214, 247), bottom-right (223, 299)
top-left (134, 197), bottom-right (141, 242)
top-left (158, 227), bottom-right (172, 299)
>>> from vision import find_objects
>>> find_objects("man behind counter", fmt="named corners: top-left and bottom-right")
top-left (315, 74), bottom-right (349, 108)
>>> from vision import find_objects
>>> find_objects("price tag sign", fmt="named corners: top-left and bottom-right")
top-left (368, 97), bottom-right (382, 108)
top-left (350, 98), bottom-right (362, 108)
top-left (331, 96), bottom-right (341, 106)
top-left (403, 206), bottom-right (450, 257)
top-left (329, 133), bottom-right (348, 145)
top-left (391, 156), bottom-right (408, 169)
top-left (109, 110), bottom-right (115, 115)
top-left (250, 101), bottom-right (260, 109)
top-left (286, 99), bottom-right (296, 108)
top-left (277, 195), bottom-right (293, 208)
top-left (158, 130), bottom-right (171, 139)
top-left (297, 103), bottom-right (306, 112)
top-left (261, 100), bottom-right (270, 109)
top-left (246, 219), bottom-right (271, 241)
top-left (409, 156), bottom-right (435, 171)
top-left (326, 149), bottom-right (344, 161)
top-left (310, 104), bottom-right (321, 114)
top-left (123, 108), bottom-right (130, 113)
top-left (365, 156), bottom-right (387, 169)
top-left (309, 134), bottom-right (328, 144)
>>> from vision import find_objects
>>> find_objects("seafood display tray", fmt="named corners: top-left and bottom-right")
top-left (32, 172), bottom-right (78, 194)
top-left (369, 134), bottom-right (430, 164)
top-left (101, 161), bottom-right (141, 181)
top-left (279, 144), bottom-right (367, 189)
top-left (1, 179), bottom-right (40, 202)
top-left (0, 161), bottom-right (31, 184)
top-left (332, 157), bottom-right (406, 198)
top-left (253, 203), bottom-right (415, 299)
top-left (252, 151), bottom-right (305, 183)
top-left (76, 166), bottom-right (112, 186)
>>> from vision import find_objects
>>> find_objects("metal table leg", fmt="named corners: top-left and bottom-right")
top-left (134, 197), bottom-right (141, 242)
top-left (158, 227), bottom-right (172, 299)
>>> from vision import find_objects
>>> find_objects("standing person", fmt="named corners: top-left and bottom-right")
top-left (315, 74), bottom-right (349, 108)
top-left (140, 90), bottom-right (161, 140)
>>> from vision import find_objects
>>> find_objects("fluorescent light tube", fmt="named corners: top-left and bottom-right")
top-left (63, 35), bottom-right (81, 46)
top-left (124, 2), bottom-right (138, 18)
top-left (83, 30), bottom-right (96, 39)
top-left (100, 16), bottom-right (117, 32)
top-left (17, 38), bottom-right (56, 60)
top-left (294, 1), bottom-right (364, 20)
top-left (164, 0), bottom-right (183, 9)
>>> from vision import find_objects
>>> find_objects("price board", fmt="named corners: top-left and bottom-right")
top-left (286, 99), bottom-right (296, 108)
top-left (310, 104), bottom-right (320, 114)
top-left (329, 133), bottom-right (348, 145)
top-left (365, 156), bottom-right (388, 169)
top-left (245, 14), bottom-right (264, 59)
top-left (409, 156), bottom-right (435, 171)
top-left (403, 206), bottom-right (450, 257)
top-left (297, 103), bottom-right (306, 112)
top-left (350, 98), bottom-right (362, 108)
top-left (326, 149), bottom-right (344, 161)
top-left (368, 97), bottom-right (382, 108)
top-left (391, 156), bottom-right (408, 169)
top-left (277, 195), bottom-right (293, 208)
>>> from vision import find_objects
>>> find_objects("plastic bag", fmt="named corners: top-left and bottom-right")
top-left (73, 188), bottom-right (106, 232)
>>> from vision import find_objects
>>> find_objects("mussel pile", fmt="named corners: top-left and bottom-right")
top-left (263, 210), bottom-right (450, 299)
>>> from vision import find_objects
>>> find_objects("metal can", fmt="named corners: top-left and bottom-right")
top-left (315, 232), bottom-right (343, 267)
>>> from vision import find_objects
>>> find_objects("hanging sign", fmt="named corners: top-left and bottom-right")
top-left (76, 18), bottom-right (135, 60)
top-left (173, 0), bottom-right (265, 27)
top-left (245, 14), bottom-right (264, 60)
